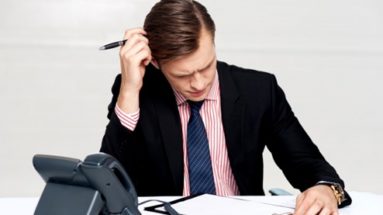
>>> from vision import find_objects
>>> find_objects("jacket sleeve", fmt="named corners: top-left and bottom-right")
top-left (100, 74), bottom-right (142, 165)
top-left (266, 75), bottom-right (351, 206)
top-left (101, 75), bottom-right (128, 155)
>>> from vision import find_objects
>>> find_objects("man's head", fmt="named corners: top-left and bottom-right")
top-left (144, 0), bottom-right (215, 63)
top-left (144, 0), bottom-right (217, 101)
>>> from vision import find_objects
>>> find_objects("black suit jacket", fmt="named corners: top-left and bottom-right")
top-left (101, 61), bottom-right (347, 198)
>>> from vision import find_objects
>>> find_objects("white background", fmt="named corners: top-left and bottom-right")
top-left (1, 0), bottom-right (382, 197)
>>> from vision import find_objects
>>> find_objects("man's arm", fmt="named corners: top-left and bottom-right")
top-left (101, 28), bottom-right (151, 158)
top-left (266, 75), bottom-right (351, 214)
top-left (117, 27), bottom-right (150, 116)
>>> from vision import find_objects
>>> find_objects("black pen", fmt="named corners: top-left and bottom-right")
top-left (99, 39), bottom-right (127, 50)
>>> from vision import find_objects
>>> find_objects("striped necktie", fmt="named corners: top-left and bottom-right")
top-left (187, 100), bottom-right (216, 195)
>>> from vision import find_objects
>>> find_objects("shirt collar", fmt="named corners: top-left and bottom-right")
top-left (173, 70), bottom-right (220, 106)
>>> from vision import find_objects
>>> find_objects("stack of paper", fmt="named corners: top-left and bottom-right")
top-left (159, 194), bottom-right (294, 215)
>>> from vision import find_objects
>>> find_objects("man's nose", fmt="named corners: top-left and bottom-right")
top-left (190, 72), bottom-right (204, 90)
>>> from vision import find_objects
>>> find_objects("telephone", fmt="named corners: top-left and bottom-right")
top-left (33, 153), bottom-right (141, 215)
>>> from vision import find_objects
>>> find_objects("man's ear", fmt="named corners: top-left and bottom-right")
top-left (151, 59), bottom-right (160, 69)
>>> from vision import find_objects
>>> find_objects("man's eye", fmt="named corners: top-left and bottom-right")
top-left (176, 75), bottom-right (188, 79)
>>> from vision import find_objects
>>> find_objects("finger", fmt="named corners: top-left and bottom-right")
top-left (135, 47), bottom-right (152, 66)
top-left (120, 37), bottom-right (148, 59)
top-left (123, 28), bottom-right (147, 40)
top-left (121, 46), bottom-right (151, 69)
top-left (318, 207), bottom-right (331, 215)
top-left (120, 34), bottom-right (149, 54)
top-left (323, 204), bottom-right (339, 215)
top-left (319, 205), bottom-right (339, 215)
top-left (141, 46), bottom-right (152, 66)
top-left (296, 193), bottom-right (305, 207)
top-left (123, 40), bottom-right (149, 58)
top-left (294, 194), bottom-right (306, 215)
top-left (125, 33), bottom-right (149, 46)
top-left (294, 195), bottom-right (316, 215)
top-left (121, 42), bottom-right (151, 65)
top-left (305, 199), bottom-right (324, 215)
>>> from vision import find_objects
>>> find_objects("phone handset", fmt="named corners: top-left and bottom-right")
top-left (80, 153), bottom-right (141, 215)
top-left (33, 153), bottom-right (141, 215)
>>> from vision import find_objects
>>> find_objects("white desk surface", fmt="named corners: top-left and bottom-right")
top-left (1, 191), bottom-right (382, 214)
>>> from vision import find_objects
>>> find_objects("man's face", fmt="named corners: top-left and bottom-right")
top-left (159, 29), bottom-right (217, 102)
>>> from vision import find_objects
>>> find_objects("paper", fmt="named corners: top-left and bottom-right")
top-left (232, 195), bottom-right (296, 209)
top-left (169, 194), bottom-right (294, 215)
top-left (237, 191), bottom-right (383, 215)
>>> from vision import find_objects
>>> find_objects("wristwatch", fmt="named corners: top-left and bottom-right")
top-left (317, 181), bottom-right (346, 206)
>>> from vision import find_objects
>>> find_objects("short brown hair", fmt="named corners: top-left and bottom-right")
top-left (144, 0), bottom-right (215, 63)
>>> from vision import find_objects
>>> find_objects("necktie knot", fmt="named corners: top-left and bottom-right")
top-left (188, 100), bottom-right (204, 113)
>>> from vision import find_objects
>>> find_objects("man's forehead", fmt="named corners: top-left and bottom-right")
top-left (161, 29), bottom-right (215, 74)
top-left (168, 55), bottom-right (215, 75)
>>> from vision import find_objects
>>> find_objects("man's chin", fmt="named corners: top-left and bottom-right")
top-left (188, 98), bottom-right (204, 102)
top-left (186, 93), bottom-right (207, 102)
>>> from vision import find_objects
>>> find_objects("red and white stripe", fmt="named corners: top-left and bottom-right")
top-left (115, 71), bottom-right (239, 196)
top-left (174, 72), bottom-right (239, 196)
top-left (115, 105), bottom-right (140, 131)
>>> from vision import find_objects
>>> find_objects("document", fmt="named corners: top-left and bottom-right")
top-left (145, 191), bottom-right (383, 215)
top-left (146, 194), bottom-right (294, 215)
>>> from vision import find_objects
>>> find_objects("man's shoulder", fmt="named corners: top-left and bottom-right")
top-left (110, 64), bottom-right (169, 97)
top-left (217, 61), bottom-right (277, 87)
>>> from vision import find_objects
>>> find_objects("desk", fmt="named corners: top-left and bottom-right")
top-left (1, 191), bottom-right (382, 214)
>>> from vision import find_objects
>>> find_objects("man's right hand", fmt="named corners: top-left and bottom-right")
top-left (117, 28), bottom-right (152, 114)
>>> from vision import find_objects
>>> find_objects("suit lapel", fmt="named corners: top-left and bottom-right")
top-left (150, 62), bottom-right (247, 194)
top-left (152, 72), bottom-right (184, 194)
top-left (217, 62), bottom-right (246, 186)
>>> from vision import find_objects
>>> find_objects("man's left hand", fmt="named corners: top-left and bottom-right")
top-left (294, 185), bottom-right (338, 215)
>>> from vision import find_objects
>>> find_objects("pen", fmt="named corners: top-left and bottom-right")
top-left (99, 39), bottom-right (127, 50)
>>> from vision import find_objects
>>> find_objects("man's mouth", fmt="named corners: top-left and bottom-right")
top-left (189, 90), bottom-right (205, 97)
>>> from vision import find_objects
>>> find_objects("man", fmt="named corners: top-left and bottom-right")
top-left (101, 0), bottom-right (351, 214)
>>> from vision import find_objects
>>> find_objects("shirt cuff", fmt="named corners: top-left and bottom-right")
top-left (115, 105), bottom-right (140, 131)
